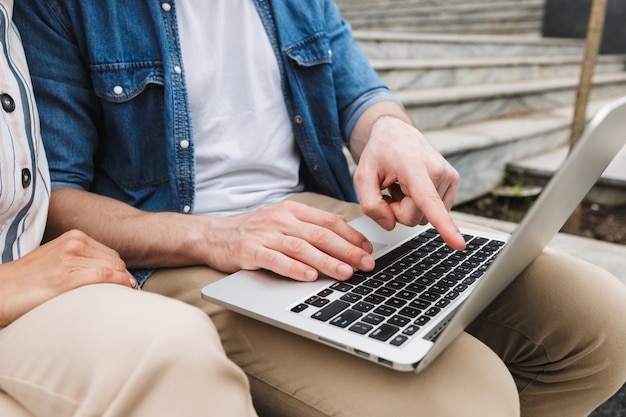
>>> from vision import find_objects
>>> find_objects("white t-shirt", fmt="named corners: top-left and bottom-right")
top-left (177, 0), bottom-right (303, 216)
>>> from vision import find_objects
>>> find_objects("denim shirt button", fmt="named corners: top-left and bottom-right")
top-left (113, 85), bottom-right (124, 95)
top-left (313, 164), bottom-right (320, 171)
top-left (180, 139), bottom-right (190, 149)
top-left (174, 65), bottom-right (182, 74)
top-left (294, 115), bottom-right (303, 124)
top-left (183, 205), bottom-right (191, 214)
top-left (161, 2), bottom-right (171, 12)
top-left (328, 49), bottom-right (332, 58)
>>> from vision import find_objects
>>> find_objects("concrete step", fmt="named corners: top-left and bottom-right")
top-left (425, 97), bottom-right (621, 204)
top-left (373, 54), bottom-right (626, 91)
top-left (506, 143), bottom-right (626, 206)
top-left (353, 31), bottom-right (585, 59)
top-left (336, 0), bottom-right (544, 12)
top-left (340, 1), bottom-right (544, 34)
top-left (397, 72), bottom-right (626, 130)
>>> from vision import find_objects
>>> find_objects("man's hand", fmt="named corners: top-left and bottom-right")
top-left (352, 113), bottom-right (466, 251)
top-left (197, 200), bottom-right (375, 282)
top-left (0, 230), bottom-right (137, 326)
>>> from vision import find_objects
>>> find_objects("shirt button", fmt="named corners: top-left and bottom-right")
top-left (162, 2), bottom-right (171, 11)
top-left (113, 86), bottom-right (124, 95)
top-left (180, 139), bottom-right (190, 149)
top-left (294, 115), bottom-right (303, 124)
top-left (183, 205), bottom-right (191, 214)
top-left (1, 93), bottom-right (15, 112)
top-left (174, 65), bottom-right (182, 74)
top-left (21, 168), bottom-right (32, 188)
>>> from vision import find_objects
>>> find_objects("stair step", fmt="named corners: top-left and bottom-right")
top-left (336, 0), bottom-right (544, 12)
top-left (506, 144), bottom-right (626, 206)
top-left (373, 54), bottom-right (626, 90)
top-left (353, 31), bottom-right (585, 59)
top-left (396, 72), bottom-right (626, 130)
top-left (422, 97), bottom-right (621, 204)
top-left (341, 1), bottom-right (544, 34)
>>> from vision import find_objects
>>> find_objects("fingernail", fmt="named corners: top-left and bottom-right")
top-left (130, 278), bottom-right (139, 289)
top-left (361, 255), bottom-right (375, 271)
top-left (305, 269), bottom-right (318, 281)
top-left (337, 264), bottom-right (353, 279)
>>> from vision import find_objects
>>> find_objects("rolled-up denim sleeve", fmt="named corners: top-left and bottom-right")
top-left (340, 87), bottom-right (404, 142)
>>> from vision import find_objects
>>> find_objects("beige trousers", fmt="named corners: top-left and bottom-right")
top-left (0, 284), bottom-right (257, 417)
top-left (141, 193), bottom-right (626, 417)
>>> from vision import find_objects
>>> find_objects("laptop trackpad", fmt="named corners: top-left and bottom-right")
top-left (371, 241), bottom-right (389, 257)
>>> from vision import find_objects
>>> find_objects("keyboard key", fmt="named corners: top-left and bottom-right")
top-left (340, 293), bottom-right (362, 303)
top-left (364, 294), bottom-right (385, 305)
top-left (291, 303), bottom-right (308, 313)
top-left (415, 316), bottom-right (431, 326)
top-left (349, 322), bottom-right (374, 335)
top-left (374, 287), bottom-right (396, 297)
top-left (384, 297), bottom-right (407, 309)
top-left (353, 286), bottom-right (374, 295)
top-left (347, 273), bottom-right (367, 285)
top-left (390, 334), bottom-right (409, 346)
top-left (425, 307), bottom-right (441, 317)
top-left (403, 324), bottom-right (420, 335)
top-left (370, 324), bottom-right (400, 341)
top-left (374, 305), bottom-right (396, 316)
top-left (398, 306), bottom-right (421, 318)
top-left (363, 278), bottom-right (384, 289)
top-left (305, 296), bottom-right (330, 307)
top-left (353, 301), bottom-right (375, 313)
top-left (409, 299), bottom-right (431, 309)
top-left (363, 313), bottom-right (385, 325)
top-left (396, 290), bottom-right (418, 300)
top-left (388, 315), bottom-right (410, 327)
top-left (330, 310), bottom-right (362, 328)
top-left (420, 292), bottom-right (439, 302)
top-left (312, 300), bottom-right (349, 322)
top-left (372, 245), bottom-right (412, 273)
top-left (330, 282), bottom-right (353, 292)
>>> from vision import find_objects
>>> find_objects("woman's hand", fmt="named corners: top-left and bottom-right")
top-left (0, 229), bottom-right (137, 326)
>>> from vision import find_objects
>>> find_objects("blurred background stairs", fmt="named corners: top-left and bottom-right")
top-left (336, 0), bottom-right (626, 206)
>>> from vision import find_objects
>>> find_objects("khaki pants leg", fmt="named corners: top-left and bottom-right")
top-left (143, 193), bottom-right (519, 417)
top-left (0, 392), bottom-right (33, 417)
top-left (0, 284), bottom-right (257, 417)
top-left (467, 248), bottom-right (626, 417)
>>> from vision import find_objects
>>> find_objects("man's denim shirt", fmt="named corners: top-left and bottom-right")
top-left (15, 0), bottom-right (400, 284)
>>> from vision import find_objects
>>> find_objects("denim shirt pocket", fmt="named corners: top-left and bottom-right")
top-left (283, 34), bottom-right (342, 147)
top-left (89, 63), bottom-right (171, 197)
top-left (284, 33), bottom-right (333, 67)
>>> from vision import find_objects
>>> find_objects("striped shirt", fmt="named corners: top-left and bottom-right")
top-left (0, 0), bottom-right (50, 263)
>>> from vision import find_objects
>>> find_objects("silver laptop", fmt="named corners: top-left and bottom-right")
top-left (202, 96), bottom-right (626, 373)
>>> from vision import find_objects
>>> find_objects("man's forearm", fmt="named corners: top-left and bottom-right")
top-left (349, 100), bottom-right (414, 163)
top-left (45, 188), bottom-right (206, 269)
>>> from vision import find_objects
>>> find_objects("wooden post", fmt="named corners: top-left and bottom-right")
top-left (561, 0), bottom-right (608, 234)
top-left (569, 0), bottom-right (608, 148)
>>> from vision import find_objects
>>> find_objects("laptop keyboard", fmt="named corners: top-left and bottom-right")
top-left (290, 228), bottom-right (506, 347)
